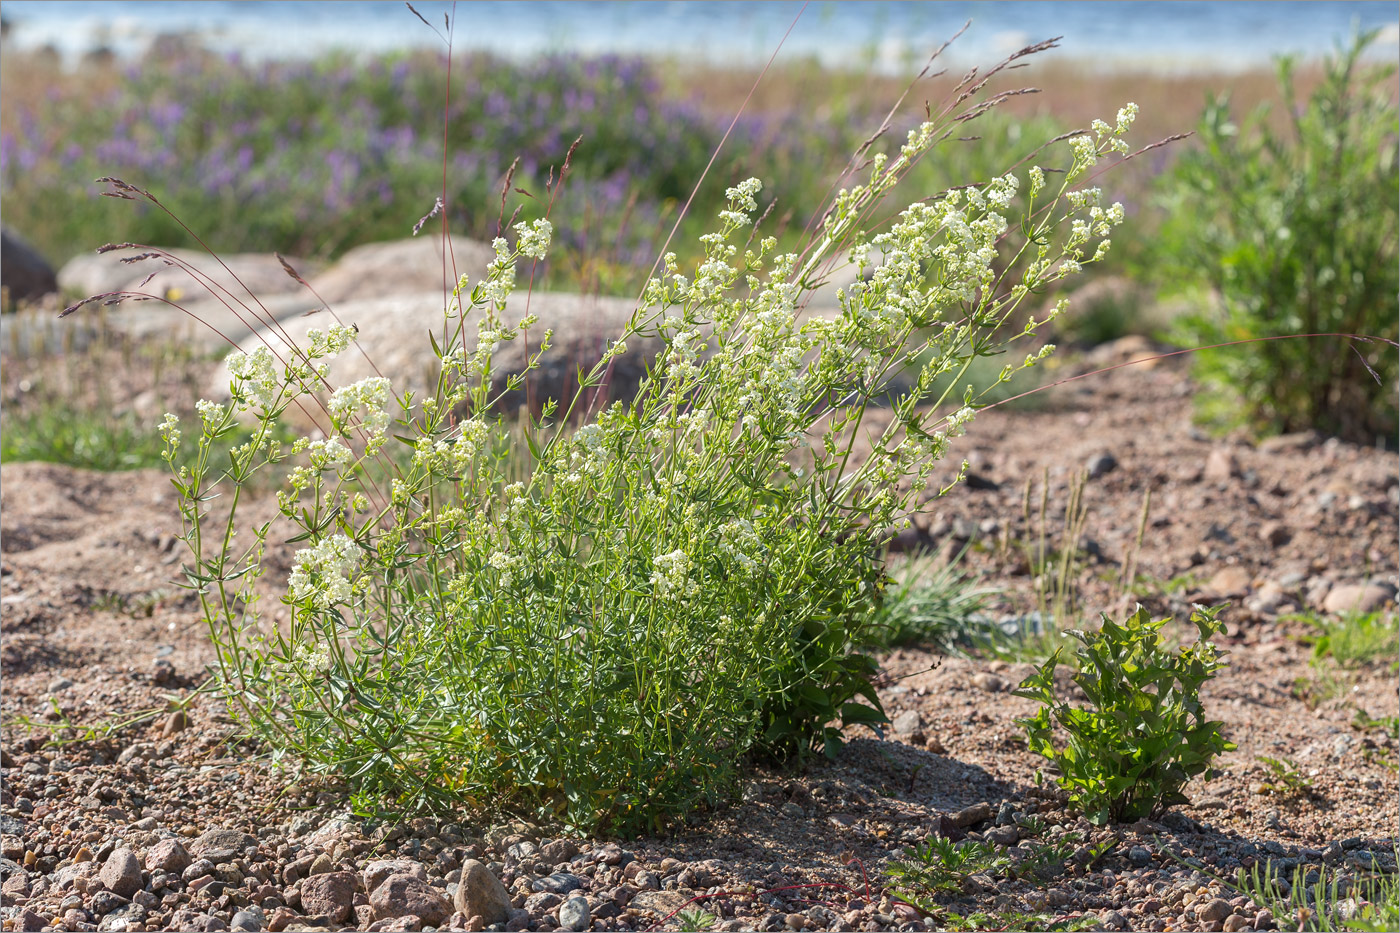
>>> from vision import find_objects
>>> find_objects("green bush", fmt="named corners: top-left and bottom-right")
top-left (1014, 604), bottom-right (1235, 825)
top-left (1152, 30), bottom-right (1398, 443)
top-left (141, 79), bottom-right (1140, 834)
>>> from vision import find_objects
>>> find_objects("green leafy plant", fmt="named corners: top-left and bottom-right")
top-left (1014, 604), bottom-right (1235, 825)
top-left (1152, 29), bottom-right (1399, 443)
top-left (885, 837), bottom-right (1014, 899)
top-left (1255, 755), bottom-right (1314, 799)
top-left (672, 907), bottom-right (719, 931)
top-left (97, 37), bottom-right (1144, 835)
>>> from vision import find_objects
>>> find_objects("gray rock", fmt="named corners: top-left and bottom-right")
top-left (558, 896), bottom-right (591, 932)
top-left (370, 871), bottom-right (451, 926)
top-left (189, 828), bottom-right (256, 863)
top-left (1192, 796), bottom-right (1228, 811)
top-left (230, 906), bottom-right (265, 931)
top-left (99, 847), bottom-right (143, 899)
top-left (984, 825), bottom-right (1019, 846)
top-left (299, 870), bottom-right (357, 923)
top-left (1128, 846), bottom-right (1152, 868)
top-left (524, 892), bottom-right (562, 913)
top-left (531, 871), bottom-right (586, 894)
top-left (453, 860), bottom-right (512, 926)
top-left (1323, 582), bottom-right (1396, 615)
top-left (144, 839), bottom-right (191, 875)
top-left (364, 859), bottom-right (428, 895)
top-left (90, 889), bottom-right (131, 915)
top-left (97, 903), bottom-right (147, 932)
top-left (1086, 452), bottom-right (1117, 479)
top-left (1, 226), bottom-right (58, 303)
top-left (1258, 522), bottom-right (1291, 549)
top-left (890, 710), bottom-right (922, 738)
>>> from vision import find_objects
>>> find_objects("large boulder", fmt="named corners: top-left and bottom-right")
top-left (306, 234), bottom-right (496, 305)
top-left (209, 289), bottom-right (662, 430)
top-left (1, 226), bottom-right (58, 304)
top-left (57, 246), bottom-right (319, 305)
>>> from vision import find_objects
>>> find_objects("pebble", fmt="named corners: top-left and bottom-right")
top-left (1196, 897), bottom-right (1232, 922)
top-left (299, 870), bottom-right (356, 923)
top-left (369, 871), bottom-right (451, 926)
top-left (531, 872), bottom-right (587, 894)
top-left (1322, 581), bottom-right (1396, 614)
top-left (1204, 448), bottom-right (1240, 482)
top-left (1204, 566), bottom-right (1252, 599)
top-left (190, 827), bottom-right (257, 862)
top-left (454, 860), bottom-right (512, 926)
top-left (972, 672), bottom-right (1007, 693)
top-left (98, 847), bottom-right (143, 899)
top-left (1086, 452), bottom-right (1118, 478)
top-left (230, 907), bottom-right (266, 931)
top-left (557, 895), bottom-right (591, 932)
top-left (950, 802), bottom-right (992, 828)
top-left (365, 860), bottom-right (427, 895)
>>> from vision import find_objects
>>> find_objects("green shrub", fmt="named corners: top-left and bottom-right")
top-left (1014, 604), bottom-right (1235, 825)
top-left (135, 77), bottom-right (1141, 834)
top-left (1151, 30), bottom-right (1398, 444)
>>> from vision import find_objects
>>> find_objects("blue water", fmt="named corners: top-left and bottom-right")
top-left (2, 1), bottom-right (1396, 74)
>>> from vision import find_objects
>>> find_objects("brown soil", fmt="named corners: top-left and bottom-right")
top-left (2, 346), bottom-right (1397, 933)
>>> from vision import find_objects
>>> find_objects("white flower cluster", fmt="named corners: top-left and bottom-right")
top-left (482, 238), bottom-right (517, 307)
top-left (514, 219), bottom-right (553, 260)
top-left (288, 533), bottom-right (359, 608)
top-left (227, 346), bottom-right (281, 411)
top-left (327, 377), bottom-right (392, 443)
top-left (718, 519), bottom-right (762, 574)
top-left (650, 548), bottom-right (697, 599)
top-left (307, 437), bottom-right (353, 472)
top-left (488, 550), bottom-right (522, 589)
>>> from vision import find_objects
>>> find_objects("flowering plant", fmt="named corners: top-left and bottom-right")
top-left (158, 75), bottom-right (1139, 831)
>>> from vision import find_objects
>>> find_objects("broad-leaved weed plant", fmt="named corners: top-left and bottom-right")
top-left (111, 41), bottom-right (1143, 833)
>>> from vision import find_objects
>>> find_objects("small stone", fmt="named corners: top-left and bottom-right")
top-left (99, 847), bottom-right (144, 898)
top-left (1197, 898), bottom-right (1232, 923)
top-left (15, 908), bottom-right (46, 932)
top-left (1128, 846), bottom-right (1152, 868)
top-left (190, 828), bottom-right (257, 863)
top-left (985, 825), bottom-right (1018, 846)
top-left (890, 710), bottom-right (922, 738)
top-left (363, 860), bottom-right (427, 895)
top-left (1086, 452), bottom-right (1118, 479)
top-left (1192, 797), bottom-right (1228, 811)
top-left (1323, 582), bottom-right (1396, 615)
top-left (370, 872), bottom-right (450, 926)
top-left (48, 676), bottom-right (74, 693)
top-left (558, 896), bottom-right (591, 932)
top-left (161, 709), bottom-right (191, 736)
top-left (231, 907), bottom-right (266, 931)
top-left (453, 860), bottom-right (512, 926)
top-left (1204, 449), bottom-right (1240, 482)
top-left (1101, 910), bottom-right (1129, 931)
top-left (950, 802), bottom-right (992, 828)
top-left (299, 870), bottom-right (356, 923)
top-left (1258, 522), bottom-right (1291, 549)
top-left (538, 839), bottom-right (578, 865)
top-left (785, 912), bottom-right (806, 930)
top-left (145, 839), bottom-right (192, 875)
top-left (306, 852), bottom-right (334, 876)
top-left (531, 872), bottom-right (586, 895)
top-left (90, 889), bottom-right (130, 916)
top-left (1204, 566), bottom-right (1252, 599)
top-left (972, 672), bottom-right (1007, 693)
top-left (151, 659), bottom-right (177, 686)
top-left (1223, 914), bottom-right (1249, 932)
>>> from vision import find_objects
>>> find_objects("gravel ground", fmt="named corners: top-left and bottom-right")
top-left (2, 342), bottom-right (1397, 933)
